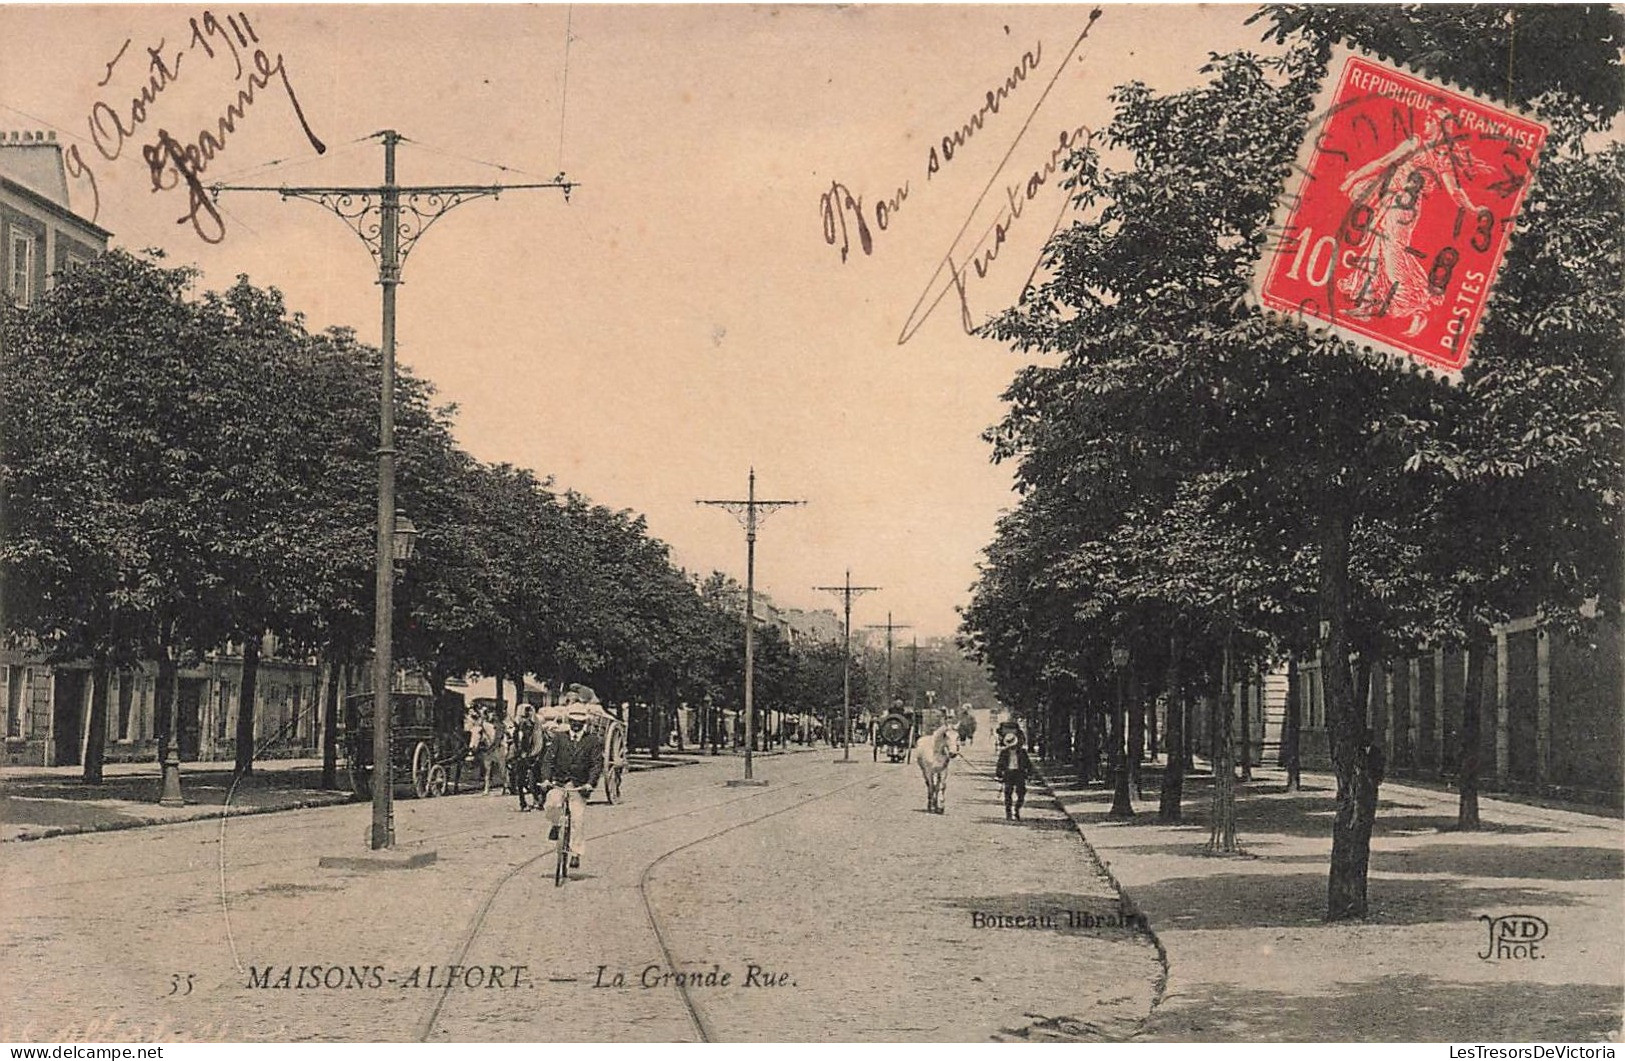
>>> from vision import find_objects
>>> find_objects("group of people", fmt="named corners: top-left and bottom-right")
top-left (464, 684), bottom-right (606, 870)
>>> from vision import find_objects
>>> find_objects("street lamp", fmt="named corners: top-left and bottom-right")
top-left (392, 514), bottom-right (419, 563)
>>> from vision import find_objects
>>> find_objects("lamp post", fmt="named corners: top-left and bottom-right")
top-left (216, 131), bottom-right (573, 851)
top-left (1108, 642), bottom-right (1135, 818)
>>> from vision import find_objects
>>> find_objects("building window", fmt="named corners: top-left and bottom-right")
top-left (117, 672), bottom-right (134, 740)
top-left (10, 233), bottom-right (36, 307)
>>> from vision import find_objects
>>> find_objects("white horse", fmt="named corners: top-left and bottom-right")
top-left (466, 712), bottom-right (509, 795)
top-left (916, 722), bottom-right (962, 814)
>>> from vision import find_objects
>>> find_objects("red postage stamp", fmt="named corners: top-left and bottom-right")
top-left (1252, 48), bottom-right (1549, 379)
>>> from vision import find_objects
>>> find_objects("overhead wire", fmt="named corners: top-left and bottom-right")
top-left (557, 5), bottom-right (574, 172)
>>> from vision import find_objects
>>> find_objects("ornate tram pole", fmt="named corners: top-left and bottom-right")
top-left (816, 570), bottom-right (879, 763)
top-left (216, 131), bottom-right (573, 849)
top-left (697, 468), bottom-right (804, 785)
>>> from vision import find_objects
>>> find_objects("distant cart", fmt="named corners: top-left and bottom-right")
top-left (343, 691), bottom-right (468, 799)
top-left (536, 700), bottom-right (629, 804)
top-left (872, 711), bottom-right (915, 763)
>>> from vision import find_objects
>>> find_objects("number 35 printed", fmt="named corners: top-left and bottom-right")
top-left (168, 973), bottom-right (195, 996)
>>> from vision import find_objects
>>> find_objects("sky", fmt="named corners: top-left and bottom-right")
top-left (1, 3), bottom-right (1271, 638)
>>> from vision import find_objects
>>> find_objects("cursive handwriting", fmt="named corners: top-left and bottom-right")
top-left (139, 10), bottom-right (326, 243)
top-left (820, 179), bottom-right (908, 263)
top-left (89, 39), bottom-right (185, 163)
top-left (818, 33), bottom-right (1042, 266)
top-left (939, 124), bottom-right (1091, 334)
top-left (71, 10), bottom-right (325, 243)
top-left (897, 9), bottom-right (1103, 343)
top-left (927, 40), bottom-right (1041, 180)
top-left (97, 38), bottom-right (133, 88)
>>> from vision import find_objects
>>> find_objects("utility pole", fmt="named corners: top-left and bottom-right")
top-left (815, 570), bottom-right (879, 762)
top-left (697, 468), bottom-right (804, 785)
top-left (216, 132), bottom-right (573, 850)
top-left (909, 635), bottom-right (921, 734)
top-left (862, 612), bottom-right (912, 708)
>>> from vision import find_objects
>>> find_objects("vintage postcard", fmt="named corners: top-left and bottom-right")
top-left (1, 4), bottom-right (1620, 1049)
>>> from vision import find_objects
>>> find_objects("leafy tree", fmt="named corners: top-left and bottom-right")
top-left (969, 6), bottom-right (1622, 918)
top-left (3, 251), bottom-right (232, 778)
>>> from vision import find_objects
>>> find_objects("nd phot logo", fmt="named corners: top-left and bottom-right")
top-left (1478, 913), bottom-right (1548, 961)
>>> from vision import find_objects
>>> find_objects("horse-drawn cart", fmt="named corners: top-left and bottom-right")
top-left (344, 691), bottom-right (468, 800)
top-left (536, 700), bottom-right (629, 803)
top-left (872, 710), bottom-right (915, 763)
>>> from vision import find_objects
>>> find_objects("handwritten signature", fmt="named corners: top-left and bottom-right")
top-left (72, 10), bottom-right (325, 243)
top-left (814, 10), bottom-right (1104, 344)
top-left (896, 9), bottom-right (1102, 343)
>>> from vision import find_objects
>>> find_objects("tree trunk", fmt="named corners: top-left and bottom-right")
top-left (1207, 634), bottom-right (1240, 852)
top-left (1108, 665), bottom-right (1134, 818)
top-left (155, 647), bottom-right (177, 752)
top-left (1147, 689), bottom-right (1159, 760)
top-left (1457, 624), bottom-right (1491, 830)
top-left (1081, 703), bottom-right (1100, 784)
top-left (650, 700), bottom-right (662, 760)
top-left (1128, 660), bottom-right (1145, 798)
top-left (1239, 668), bottom-right (1253, 783)
top-left (1209, 633), bottom-right (1241, 851)
top-left (1183, 694), bottom-right (1196, 772)
top-left (1283, 657), bottom-right (1302, 792)
top-left (83, 657), bottom-right (109, 784)
top-left (321, 650), bottom-right (343, 790)
top-left (1159, 632), bottom-right (1186, 822)
top-left (234, 634), bottom-right (260, 776)
top-left (1322, 501), bottom-right (1379, 921)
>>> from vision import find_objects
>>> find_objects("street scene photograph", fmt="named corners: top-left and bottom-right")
top-left (1, 2), bottom-right (1621, 1048)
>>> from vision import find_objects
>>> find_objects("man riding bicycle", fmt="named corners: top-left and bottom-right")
top-left (539, 703), bottom-right (604, 869)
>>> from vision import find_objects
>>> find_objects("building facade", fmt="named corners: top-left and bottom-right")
top-left (0, 129), bottom-right (110, 307)
top-left (1, 641), bottom-right (330, 768)
top-left (1185, 614), bottom-right (1624, 809)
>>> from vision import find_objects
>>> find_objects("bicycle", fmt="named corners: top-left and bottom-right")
top-left (546, 782), bottom-right (587, 887)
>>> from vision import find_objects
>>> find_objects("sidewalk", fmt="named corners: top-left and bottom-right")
top-left (0, 750), bottom-right (704, 843)
top-left (1039, 761), bottom-right (1624, 1042)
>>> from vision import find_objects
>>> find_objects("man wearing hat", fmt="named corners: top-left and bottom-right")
top-left (994, 726), bottom-right (1032, 821)
top-left (538, 703), bottom-right (604, 868)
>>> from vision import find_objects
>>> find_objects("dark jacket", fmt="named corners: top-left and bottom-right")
top-left (995, 744), bottom-right (1032, 780)
top-left (540, 728), bottom-right (604, 788)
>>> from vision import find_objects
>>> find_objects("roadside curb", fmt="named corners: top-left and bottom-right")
top-left (3, 757), bottom-right (706, 843)
top-left (4, 790), bottom-right (355, 844)
top-left (1031, 763), bottom-right (1172, 1040)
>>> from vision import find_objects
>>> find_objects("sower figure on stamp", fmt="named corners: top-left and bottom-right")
top-left (539, 702), bottom-right (604, 869)
top-left (995, 727), bottom-right (1032, 821)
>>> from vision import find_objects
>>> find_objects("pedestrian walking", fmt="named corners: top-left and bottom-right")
top-left (995, 727), bottom-right (1032, 821)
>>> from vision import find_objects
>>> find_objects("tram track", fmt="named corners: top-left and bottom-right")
top-left (414, 760), bottom-right (881, 1042)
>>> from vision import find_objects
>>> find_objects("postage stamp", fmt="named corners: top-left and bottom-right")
top-left (1252, 47), bottom-right (1549, 379)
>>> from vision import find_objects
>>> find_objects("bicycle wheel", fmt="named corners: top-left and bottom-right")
top-left (555, 812), bottom-right (571, 887)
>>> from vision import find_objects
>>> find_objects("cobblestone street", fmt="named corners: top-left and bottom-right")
top-left (0, 742), bottom-right (1158, 1042)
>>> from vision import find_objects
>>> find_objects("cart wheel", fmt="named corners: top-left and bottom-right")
top-left (603, 726), bottom-right (626, 804)
top-left (427, 763), bottom-right (449, 798)
top-left (412, 741), bottom-right (433, 799)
